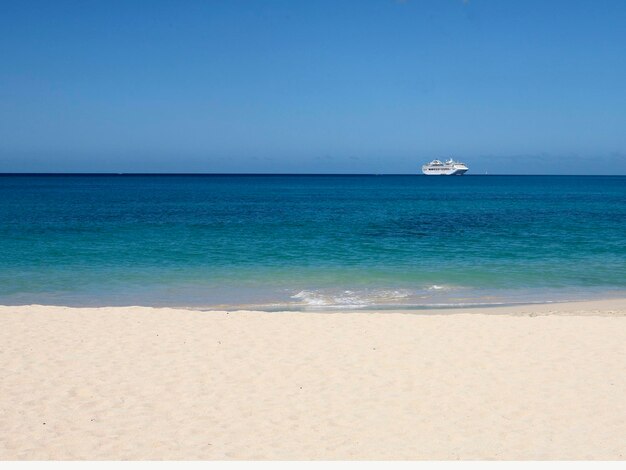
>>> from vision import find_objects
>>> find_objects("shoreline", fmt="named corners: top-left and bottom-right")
top-left (3, 286), bottom-right (624, 314)
top-left (2, 298), bottom-right (626, 459)
top-left (2, 296), bottom-right (626, 316)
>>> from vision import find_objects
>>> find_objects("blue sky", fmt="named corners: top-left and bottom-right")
top-left (1, 0), bottom-right (625, 174)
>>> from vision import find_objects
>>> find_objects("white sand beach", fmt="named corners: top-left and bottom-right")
top-left (2, 299), bottom-right (626, 460)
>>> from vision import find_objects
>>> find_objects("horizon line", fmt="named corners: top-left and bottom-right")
top-left (0, 173), bottom-right (625, 177)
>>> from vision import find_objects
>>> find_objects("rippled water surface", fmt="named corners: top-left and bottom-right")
top-left (1, 175), bottom-right (625, 309)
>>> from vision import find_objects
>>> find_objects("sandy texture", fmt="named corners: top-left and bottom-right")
top-left (2, 299), bottom-right (626, 460)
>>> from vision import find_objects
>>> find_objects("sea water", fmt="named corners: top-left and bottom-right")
top-left (0, 175), bottom-right (624, 310)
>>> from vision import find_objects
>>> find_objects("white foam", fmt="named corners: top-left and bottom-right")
top-left (291, 288), bottom-right (418, 309)
top-left (291, 290), bottom-right (330, 306)
top-left (427, 284), bottom-right (460, 291)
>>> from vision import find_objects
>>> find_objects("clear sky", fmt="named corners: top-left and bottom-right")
top-left (1, 0), bottom-right (625, 174)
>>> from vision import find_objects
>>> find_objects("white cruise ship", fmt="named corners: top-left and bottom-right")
top-left (422, 158), bottom-right (468, 175)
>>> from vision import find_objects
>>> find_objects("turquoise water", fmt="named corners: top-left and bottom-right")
top-left (0, 175), bottom-right (625, 309)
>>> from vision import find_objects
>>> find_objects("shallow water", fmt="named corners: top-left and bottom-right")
top-left (1, 174), bottom-right (625, 309)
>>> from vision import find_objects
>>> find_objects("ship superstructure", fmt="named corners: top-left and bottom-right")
top-left (422, 158), bottom-right (468, 175)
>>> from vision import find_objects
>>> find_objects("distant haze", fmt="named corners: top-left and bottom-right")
top-left (1, 0), bottom-right (625, 174)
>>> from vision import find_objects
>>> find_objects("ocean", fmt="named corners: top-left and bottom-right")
top-left (1, 174), bottom-right (625, 310)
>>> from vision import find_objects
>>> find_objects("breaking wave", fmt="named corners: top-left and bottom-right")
top-left (290, 286), bottom-right (461, 309)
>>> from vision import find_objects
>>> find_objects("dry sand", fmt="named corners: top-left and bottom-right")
top-left (2, 299), bottom-right (626, 460)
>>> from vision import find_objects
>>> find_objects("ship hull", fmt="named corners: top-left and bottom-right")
top-left (422, 166), bottom-right (468, 175)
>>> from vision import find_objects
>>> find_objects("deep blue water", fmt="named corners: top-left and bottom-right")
top-left (0, 175), bottom-right (625, 309)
